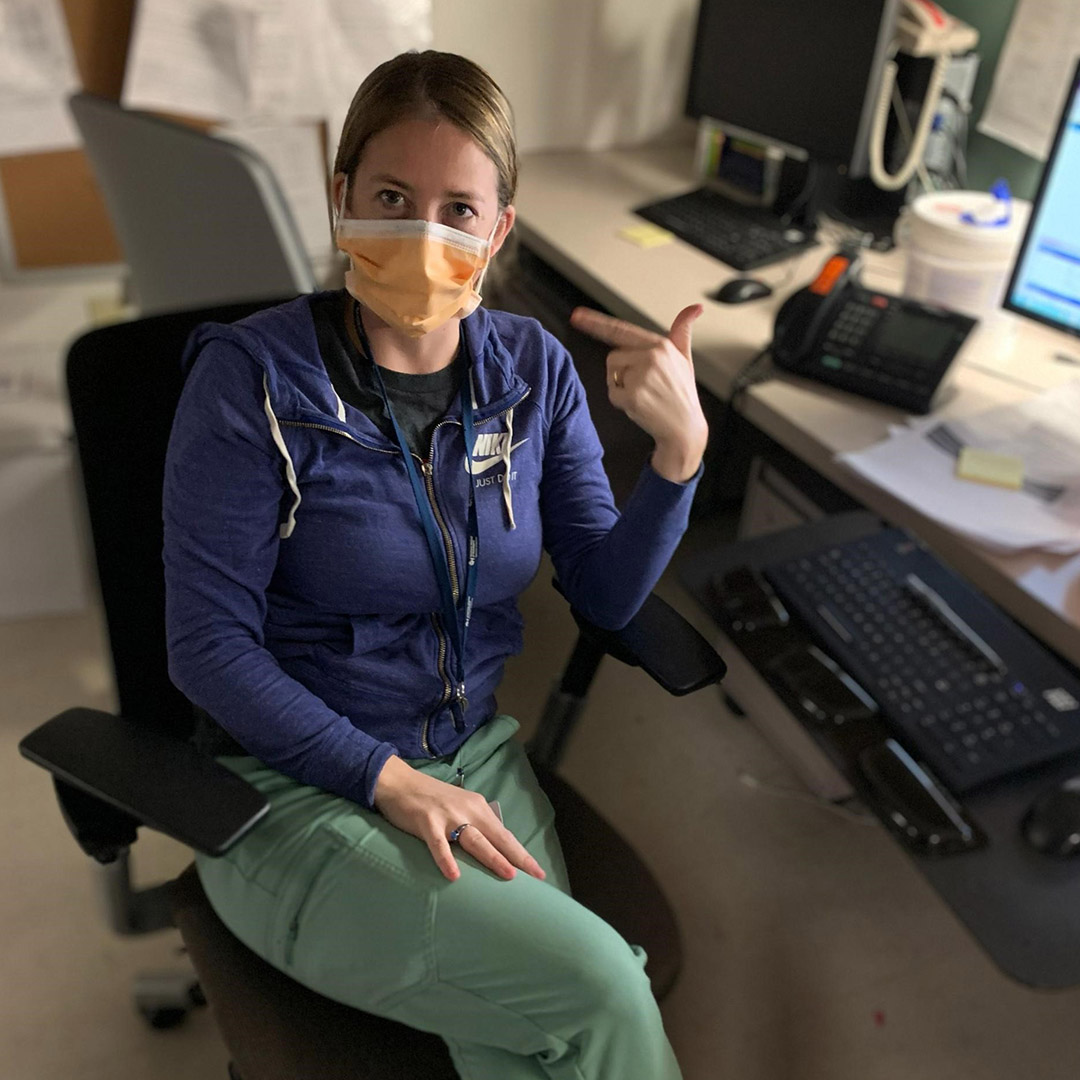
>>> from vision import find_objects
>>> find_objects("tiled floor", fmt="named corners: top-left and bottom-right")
top-left (4, 275), bottom-right (1080, 1078)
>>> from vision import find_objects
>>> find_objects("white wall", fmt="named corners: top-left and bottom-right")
top-left (430, 0), bottom-right (700, 153)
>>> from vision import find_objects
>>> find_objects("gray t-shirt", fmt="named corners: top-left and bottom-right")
top-left (310, 290), bottom-right (464, 458)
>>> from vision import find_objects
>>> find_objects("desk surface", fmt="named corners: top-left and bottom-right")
top-left (514, 142), bottom-right (1080, 669)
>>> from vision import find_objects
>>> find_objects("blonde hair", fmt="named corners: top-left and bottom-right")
top-left (334, 51), bottom-right (518, 209)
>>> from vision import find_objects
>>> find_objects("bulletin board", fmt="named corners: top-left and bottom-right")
top-left (0, 0), bottom-right (136, 270)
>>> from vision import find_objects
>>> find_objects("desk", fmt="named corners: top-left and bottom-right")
top-left (514, 142), bottom-right (1080, 987)
top-left (514, 142), bottom-right (1080, 670)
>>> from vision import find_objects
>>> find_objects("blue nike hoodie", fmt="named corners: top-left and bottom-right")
top-left (163, 295), bottom-right (700, 808)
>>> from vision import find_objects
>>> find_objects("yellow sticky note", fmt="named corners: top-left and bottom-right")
top-left (618, 222), bottom-right (674, 249)
top-left (956, 447), bottom-right (1025, 490)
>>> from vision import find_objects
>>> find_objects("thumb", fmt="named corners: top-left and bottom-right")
top-left (668, 304), bottom-right (703, 361)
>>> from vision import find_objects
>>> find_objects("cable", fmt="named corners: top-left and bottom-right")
top-left (890, 77), bottom-right (935, 193)
top-left (779, 160), bottom-right (820, 229)
top-left (736, 770), bottom-right (878, 825)
top-left (869, 52), bottom-right (950, 192)
top-left (712, 342), bottom-right (774, 461)
top-left (727, 344), bottom-right (774, 407)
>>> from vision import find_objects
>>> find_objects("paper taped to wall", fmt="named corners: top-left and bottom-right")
top-left (0, 0), bottom-right (81, 156)
top-left (123, 0), bottom-right (433, 137)
top-left (978, 0), bottom-right (1080, 160)
top-left (122, 0), bottom-right (258, 121)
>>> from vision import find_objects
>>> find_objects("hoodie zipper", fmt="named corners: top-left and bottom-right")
top-left (419, 420), bottom-right (458, 755)
top-left (416, 390), bottom-right (530, 752)
top-left (278, 419), bottom-right (396, 454)
top-left (281, 389), bottom-right (531, 757)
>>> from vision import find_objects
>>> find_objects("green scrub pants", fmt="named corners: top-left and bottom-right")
top-left (194, 714), bottom-right (683, 1080)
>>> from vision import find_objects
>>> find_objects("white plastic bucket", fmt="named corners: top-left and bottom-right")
top-left (896, 190), bottom-right (1030, 321)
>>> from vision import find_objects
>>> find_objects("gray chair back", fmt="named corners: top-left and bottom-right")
top-left (70, 92), bottom-right (318, 314)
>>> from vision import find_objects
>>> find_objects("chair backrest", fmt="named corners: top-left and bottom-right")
top-left (67, 299), bottom-right (290, 738)
top-left (70, 92), bottom-right (318, 314)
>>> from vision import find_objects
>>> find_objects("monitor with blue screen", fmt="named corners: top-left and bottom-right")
top-left (1004, 58), bottom-right (1080, 339)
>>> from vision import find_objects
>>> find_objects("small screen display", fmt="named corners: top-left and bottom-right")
top-left (875, 310), bottom-right (956, 361)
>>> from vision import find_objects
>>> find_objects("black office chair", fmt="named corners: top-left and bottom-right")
top-left (19, 299), bottom-right (726, 1079)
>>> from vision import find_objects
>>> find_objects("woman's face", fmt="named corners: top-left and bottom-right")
top-left (335, 116), bottom-right (515, 256)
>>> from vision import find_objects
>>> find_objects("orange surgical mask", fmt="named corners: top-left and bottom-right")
top-left (335, 192), bottom-right (499, 338)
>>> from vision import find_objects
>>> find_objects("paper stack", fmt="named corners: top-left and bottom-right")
top-left (838, 380), bottom-right (1080, 554)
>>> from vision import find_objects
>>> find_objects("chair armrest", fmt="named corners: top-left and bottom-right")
top-left (19, 707), bottom-right (268, 858)
top-left (563, 585), bottom-right (727, 696)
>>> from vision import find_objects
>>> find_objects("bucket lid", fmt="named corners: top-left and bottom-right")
top-left (905, 188), bottom-right (1030, 262)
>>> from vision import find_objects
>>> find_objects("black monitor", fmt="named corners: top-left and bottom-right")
top-left (686, 0), bottom-right (900, 177)
top-left (1003, 58), bottom-right (1080, 340)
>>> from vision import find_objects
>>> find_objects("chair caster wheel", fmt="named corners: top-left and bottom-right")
top-left (133, 970), bottom-right (206, 1029)
top-left (139, 1005), bottom-right (189, 1030)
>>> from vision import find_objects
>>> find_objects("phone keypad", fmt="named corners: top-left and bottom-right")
top-left (823, 301), bottom-right (879, 354)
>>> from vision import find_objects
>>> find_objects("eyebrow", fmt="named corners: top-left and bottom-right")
top-left (370, 173), bottom-right (485, 203)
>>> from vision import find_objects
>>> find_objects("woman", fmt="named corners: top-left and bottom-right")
top-left (164, 50), bottom-right (707, 1080)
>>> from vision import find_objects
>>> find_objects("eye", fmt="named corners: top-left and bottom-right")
top-left (450, 202), bottom-right (476, 220)
top-left (377, 189), bottom-right (406, 209)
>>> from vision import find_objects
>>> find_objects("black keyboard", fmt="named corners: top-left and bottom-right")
top-left (634, 187), bottom-right (816, 271)
top-left (763, 529), bottom-right (1080, 794)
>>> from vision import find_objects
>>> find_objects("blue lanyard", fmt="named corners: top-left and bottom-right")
top-left (353, 306), bottom-right (479, 731)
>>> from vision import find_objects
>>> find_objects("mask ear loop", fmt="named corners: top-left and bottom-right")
top-left (334, 176), bottom-right (349, 231)
top-left (472, 211), bottom-right (503, 296)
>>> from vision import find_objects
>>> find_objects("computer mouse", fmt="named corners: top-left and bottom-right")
top-left (1021, 776), bottom-right (1080, 856)
top-left (710, 278), bottom-right (774, 304)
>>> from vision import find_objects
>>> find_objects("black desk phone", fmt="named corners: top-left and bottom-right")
top-left (772, 250), bottom-right (977, 414)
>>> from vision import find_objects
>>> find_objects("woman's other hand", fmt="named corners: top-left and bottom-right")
top-left (373, 755), bottom-right (547, 883)
top-left (569, 304), bottom-right (709, 483)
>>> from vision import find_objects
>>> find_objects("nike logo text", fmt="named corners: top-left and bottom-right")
top-left (464, 434), bottom-right (529, 475)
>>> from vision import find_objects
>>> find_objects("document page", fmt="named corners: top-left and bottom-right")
top-left (0, 0), bottom-right (81, 155)
top-left (978, 0), bottom-right (1080, 160)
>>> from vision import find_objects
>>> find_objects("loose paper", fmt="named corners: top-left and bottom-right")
top-left (839, 381), bottom-right (1080, 554)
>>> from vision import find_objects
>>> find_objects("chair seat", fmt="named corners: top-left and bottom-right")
top-left (171, 767), bottom-right (680, 1080)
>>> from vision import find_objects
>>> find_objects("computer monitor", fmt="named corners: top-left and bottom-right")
top-left (686, 0), bottom-right (900, 178)
top-left (1003, 58), bottom-right (1080, 340)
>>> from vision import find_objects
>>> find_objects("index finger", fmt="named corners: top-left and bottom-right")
top-left (570, 307), bottom-right (665, 350)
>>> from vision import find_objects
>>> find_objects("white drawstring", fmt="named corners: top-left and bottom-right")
top-left (501, 405), bottom-right (516, 530)
top-left (262, 373), bottom-right (301, 538)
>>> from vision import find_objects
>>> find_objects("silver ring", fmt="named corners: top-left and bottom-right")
top-left (449, 823), bottom-right (472, 844)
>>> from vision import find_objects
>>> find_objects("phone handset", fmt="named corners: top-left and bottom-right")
top-left (772, 250), bottom-right (863, 371)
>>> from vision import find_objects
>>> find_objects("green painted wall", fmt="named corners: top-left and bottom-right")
top-left (944, 0), bottom-right (1044, 198)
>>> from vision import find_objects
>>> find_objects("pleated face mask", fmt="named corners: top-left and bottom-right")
top-left (335, 197), bottom-right (499, 338)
